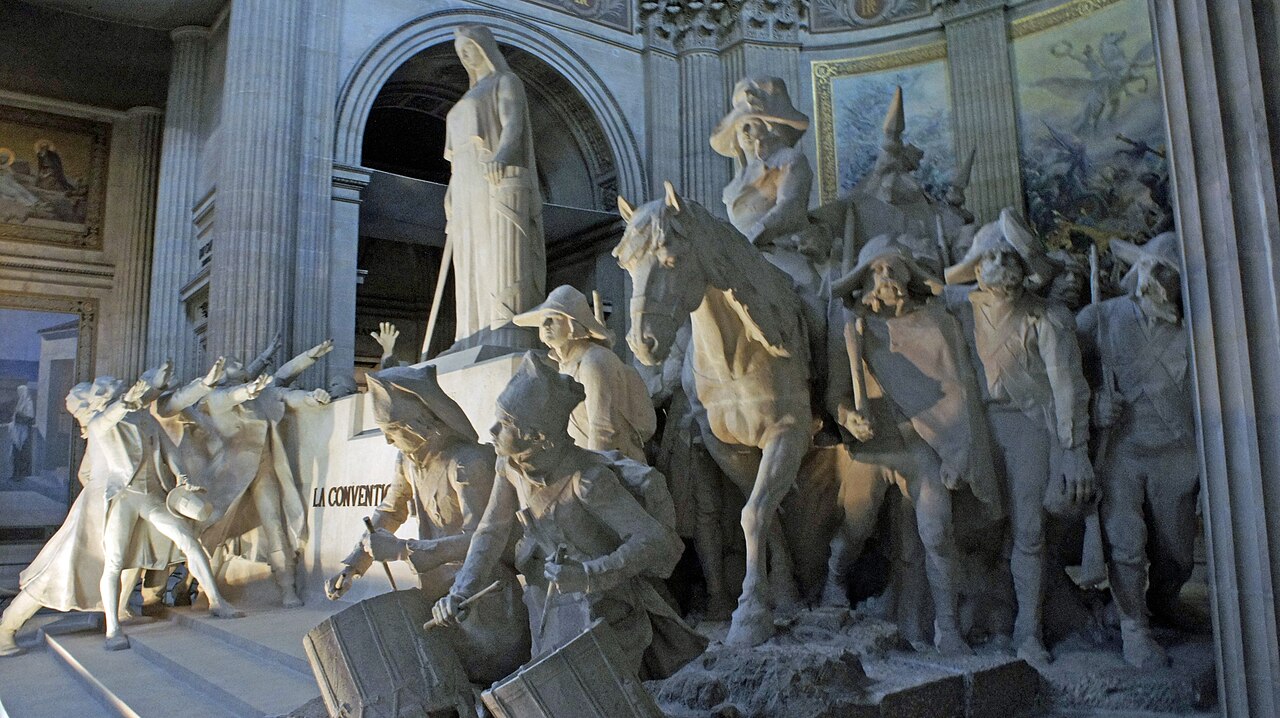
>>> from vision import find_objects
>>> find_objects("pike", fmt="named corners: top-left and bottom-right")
top-left (1078, 243), bottom-right (1108, 589)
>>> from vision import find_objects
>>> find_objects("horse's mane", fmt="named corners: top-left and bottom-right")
top-left (672, 200), bottom-right (808, 359)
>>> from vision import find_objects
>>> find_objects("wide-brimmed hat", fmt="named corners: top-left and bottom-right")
top-left (944, 208), bottom-right (1055, 289)
top-left (830, 233), bottom-right (943, 299)
top-left (1113, 231), bottom-right (1180, 293)
top-left (496, 352), bottom-right (585, 433)
top-left (512, 285), bottom-right (611, 345)
top-left (711, 76), bottom-right (810, 157)
top-left (367, 364), bottom-right (478, 443)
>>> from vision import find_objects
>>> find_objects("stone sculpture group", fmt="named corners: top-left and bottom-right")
top-left (0, 23), bottom-right (1198, 714)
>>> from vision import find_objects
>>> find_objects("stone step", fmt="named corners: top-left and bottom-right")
top-left (166, 603), bottom-right (340, 676)
top-left (125, 620), bottom-right (318, 717)
top-left (0, 636), bottom-right (106, 718)
top-left (44, 630), bottom-right (241, 718)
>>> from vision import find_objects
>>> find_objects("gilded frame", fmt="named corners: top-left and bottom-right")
top-left (0, 103), bottom-right (111, 250)
top-left (811, 41), bottom-right (948, 203)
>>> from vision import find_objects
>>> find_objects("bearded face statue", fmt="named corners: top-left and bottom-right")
top-left (976, 247), bottom-right (1027, 297)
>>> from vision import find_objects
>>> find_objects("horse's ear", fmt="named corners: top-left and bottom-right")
top-left (617, 194), bottom-right (635, 222)
top-left (663, 181), bottom-right (682, 214)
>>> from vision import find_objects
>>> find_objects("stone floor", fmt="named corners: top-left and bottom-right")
top-left (0, 591), bottom-right (1218, 718)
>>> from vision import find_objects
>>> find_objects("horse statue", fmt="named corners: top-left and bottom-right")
top-left (614, 181), bottom-right (813, 646)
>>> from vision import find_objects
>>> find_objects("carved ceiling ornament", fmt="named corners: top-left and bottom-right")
top-left (641, 0), bottom-right (808, 49)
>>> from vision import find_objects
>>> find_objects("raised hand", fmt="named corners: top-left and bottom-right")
top-left (371, 322), bottom-right (399, 358)
top-left (306, 339), bottom-right (335, 359)
top-left (122, 377), bottom-right (152, 410)
top-left (203, 357), bottom-right (227, 387)
top-left (246, 374), bottom-right (273, 400)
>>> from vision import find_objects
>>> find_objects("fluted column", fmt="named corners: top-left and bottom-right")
top-left (293, 0), bottom-right (343, 386)
top-left (677, 47), bottom-right (730, 213)
top-left (208, 0), bottom-right (302, 362)
top-left (642, 46), bottom-right (681, 197)
top-left (109, 107), bottom-right (164, 378)
top-left (1148, 1), bottom-right (1280, 714)
top-left (939, 0), bottom-right (1023, 223)
top-left (147, 26), bottom-right (208, 378)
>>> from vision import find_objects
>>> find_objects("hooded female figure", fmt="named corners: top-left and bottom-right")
top-left (444, 25), bottom-right (546, 344)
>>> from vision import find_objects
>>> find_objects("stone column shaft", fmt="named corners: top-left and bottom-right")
top-left (208, 0), bottom-right (302, 362)
top-left (147, 26), bottom-right (208, 378)
top-left (109, 107), bottom-right (164, 379)
top-left (1149, 0), bottom-right (1280, 714)
top-left (643, 48), bottom-right (682, 197)
top-left (678, 49), bottom-right (730, 213)
top-left (293, 0), bottom-right (342, 386)
top-left (941, 2), bottom-right (1023, 223)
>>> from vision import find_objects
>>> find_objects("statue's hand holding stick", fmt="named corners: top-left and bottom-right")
top-left (363, 516), bottom-right (398, 592)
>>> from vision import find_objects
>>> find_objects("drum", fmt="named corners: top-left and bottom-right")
top-left (304, 590), bottom-right (474, 718)
top-left (481, 619), bottom-right (664, 718)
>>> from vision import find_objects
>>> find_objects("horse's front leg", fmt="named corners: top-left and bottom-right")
top-left (727, 420), bottom-right (809, 647)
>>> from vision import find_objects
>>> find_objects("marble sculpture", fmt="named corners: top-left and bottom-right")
top-left (513, 284), bottom-right (656, 461)
top-left (431, 353), bottom-right (706, 679)
top-left (442, 25), bottom-right (546, 342)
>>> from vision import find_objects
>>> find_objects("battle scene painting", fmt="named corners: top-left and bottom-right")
top-left (813, 46), bottom-right (954, 203)
top-left (0, 104), bottom-right (110, 250)
top-left (1011, 0), bottom-right (1171, 248)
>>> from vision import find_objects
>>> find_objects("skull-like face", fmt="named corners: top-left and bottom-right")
top-left (1134, 259), bottom-right (1182, 323)
top-left (862, 257), bottom-right (912, 315)
top-left (976, 247), bottom-right (1025, 295)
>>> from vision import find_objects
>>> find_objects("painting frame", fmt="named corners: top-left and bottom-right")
top-left (812, 41), bottom-right (949, 203)
top-left (0, 291), bottom-right (97, 519)
top-left (0, 103), bottom-right (111, 251)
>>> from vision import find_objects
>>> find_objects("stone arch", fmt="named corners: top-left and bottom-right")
top-left (335, 9), bottom-right (646, 201)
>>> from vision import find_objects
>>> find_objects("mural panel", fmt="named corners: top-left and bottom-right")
top-left (813, 44), bottom-right (954, 203)
top-left (0, 104), bottom-right (110, 250)
top-left (1012, 0), bottom-right (1170, 246)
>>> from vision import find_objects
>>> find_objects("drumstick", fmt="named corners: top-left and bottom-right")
top-left (363, 517), bottom-right (398, 592)
top-left (421, 580), bottom-right (503, 631)
top-left (538, 545), bottom-right (568, 642)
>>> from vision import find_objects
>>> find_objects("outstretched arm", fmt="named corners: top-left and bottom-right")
top-left (155, 358), bottom-right (225, 417)
top-left (203, 374), bottom-right (272, 416)
top-left (245, 331), bottom-right (283, 378)
top-left (450, 462), bottom-right (520, 598)
top-left (274, 339), bottom-right (334, 386)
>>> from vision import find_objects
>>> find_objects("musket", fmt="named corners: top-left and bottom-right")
top-left (363, 516), bottom-right (399, 592)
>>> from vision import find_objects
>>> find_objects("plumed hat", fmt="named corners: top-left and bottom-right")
top-left (496, 351), bottom-right (585, 434)
top-left (367, 364), bottom-right (478, 443)
top-left (944, 208), bottom-right (1055, 289)
top-left (711, 76), bottom-right (810, 157)
top-left (512, 285), bottom-right (612, 345)
top-left (1112, 231), bottom-right (1181, 293)
top-left (830, 233), bottom-right (943, 299)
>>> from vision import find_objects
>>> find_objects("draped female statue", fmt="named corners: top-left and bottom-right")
top-left (439, 25), bottom-right (546, 346)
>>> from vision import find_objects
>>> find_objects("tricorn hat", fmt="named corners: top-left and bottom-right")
top-left (367, 364), bottom-right (478, 443)
top-left (830, 233), bottom-right (943, 299)
top-left (496, 352), bottom-right (585, 433)
top-left (711, 76), bottom-right (810, 158)
top-left (944, 208), bottom-right (1056, 289)
top-left (1112, 231), bottom-right (1181, 293)
top-left (512, 285), bottom-right (612, 345)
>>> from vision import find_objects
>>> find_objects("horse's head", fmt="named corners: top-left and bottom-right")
top-left (613, 181), bottom-right (708, 366)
